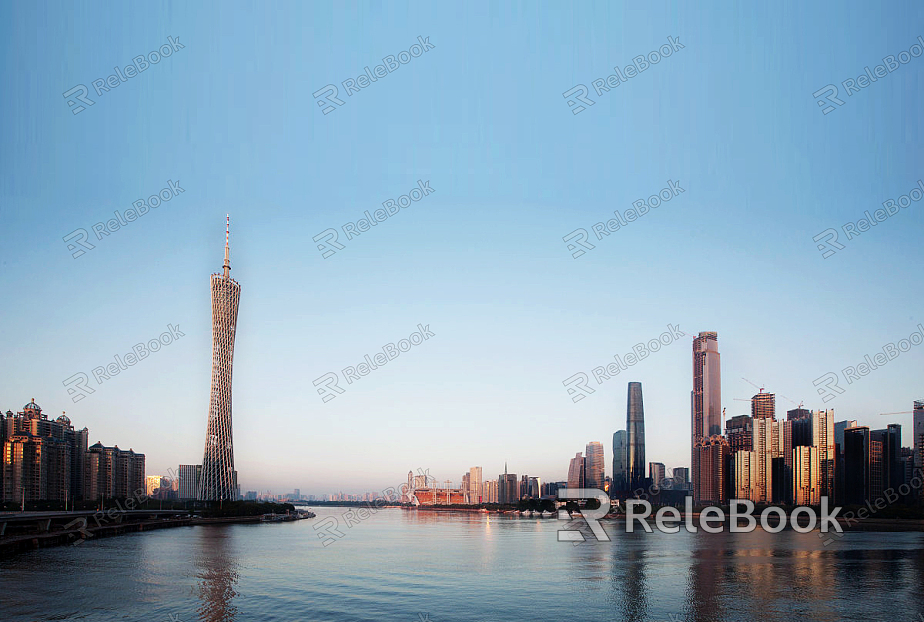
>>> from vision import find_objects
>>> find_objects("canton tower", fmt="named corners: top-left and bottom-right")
top-left (198, 216), bottom-right (241, 501)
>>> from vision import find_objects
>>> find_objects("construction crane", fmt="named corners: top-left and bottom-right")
top-left (743, 377), bottom-right (805, 410)
top-left (878, 411), bottom-right (913, 416)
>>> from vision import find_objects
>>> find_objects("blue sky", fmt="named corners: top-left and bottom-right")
top-left (1, 1), bottom-right (922, 495)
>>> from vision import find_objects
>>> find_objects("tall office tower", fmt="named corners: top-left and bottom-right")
top-left (626, 382), bottom-right (647, 491)
top-left (567, 453), bottom-right (585, 489)
top-left (648, 462), bottom-right (666, 487)
top-left (834, 419), bottom-right (858, 505)
top-left (751, 417), bottom-right (780, 503)
top-left (725, 415), bottom-right (753, 454)
top-left (461, 472), bottom-right (471, 502)
top-left (198, 217), bottom-right (242, 501)
top-left (691, 332), bottom-right (721, 503)
top-left (528, 476), bottom-right (541, 498)
top-left (178, 464), bottom-right (200, 500)
top-left (585, 441), bottom-right (605, 489)
top-left (499, 471), bottom-right (518, 504)
top-left (872, 425), bottom-right (903, 494)
top-left (844, 426), bottom-right (872, 505)
top-left (612, 430), bottom-right (628, 492)
top-left (751, 391), bottom-right (776, 420)
top-left (693, 435), bottom-right (730, 504)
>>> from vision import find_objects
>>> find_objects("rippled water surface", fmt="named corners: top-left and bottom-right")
top-left (1, 507), bottom-right (923, 621)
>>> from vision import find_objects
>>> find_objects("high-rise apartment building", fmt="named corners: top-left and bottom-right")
top-left (793, 445), bottom-right (820, 505)
top-left (626, 382), bottom-right (646, 490)
top-left (751, 391), bottom-right (775, 420)
top-left (85, 442), bottom-right (144, 501)
top-left (585, 442), bottom-right (605, 490)
top-left (612, 430), bottom-right (628, 492)
top-left (692, 332), bottom-right (721, 503)
top-left (694, 435), bottom-right (730, 504)
top-left (198, 217), bottom-right (242, 501)
top-left (483, 479), bottom-right (498, 504)
top-left (751, 417), bottom-right (781, 503)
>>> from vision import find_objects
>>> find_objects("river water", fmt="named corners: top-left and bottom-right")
top-left (1, 507), bottom-right (922, 621)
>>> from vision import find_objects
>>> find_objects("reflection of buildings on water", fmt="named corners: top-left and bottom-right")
top-left (684, 531), bottom-right (839, 622)
top-left (196, 526), bottom-right (240, 622)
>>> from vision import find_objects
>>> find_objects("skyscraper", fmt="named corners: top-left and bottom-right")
top-left (585, 441), bottom-right (605, 490)
top-left (914, 401), bottom-right (924, 501)
top-left (751, 391), bottom-right (775, 420)
top-left (198, 217), bottom-right (242, 501)
top-left (649, 462), bottom-right (666, 487)
top-left (626, 382), bottom-right (646, 490)
top-left (692, 332), bottom-right (721, 503)
top-left (612, 430), bottom-right (628, 492)
top-left (567, 453), bottom-right (584, 489)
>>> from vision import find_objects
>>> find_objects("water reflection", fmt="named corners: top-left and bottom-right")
top-left (195, 526), bottom-right (240, 622)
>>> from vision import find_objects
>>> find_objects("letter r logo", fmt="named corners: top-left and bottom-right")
top-left (562, 229), bottom-right (595, 258)
top-left (813, 372), bottom-right (844, 403)
top-left (556, 488), bottom-right (610, 543)
top-left (63, 229), bottom-right (96, 258)
top-left (62, 85), bottom-right (95, 115)
top-left (812, 228), bottom-right (845, 259)
top-left (313, 372), bottom-right (345, 403)
top-left (812, 84), bottom-right (845, 115)
top-left (563, 372), bottom-right (595, 403)
top-left (312, 84), bottom-right (345, 115)
top-left (63, 372), bottom-right (95, 403)
top-left (562, 85), bottom-right (595, 115)
top-left (312, 228), bottom-right (346, 259)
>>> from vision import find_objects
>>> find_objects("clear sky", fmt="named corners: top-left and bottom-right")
top-left (1, 1), bottom-right (922, 495)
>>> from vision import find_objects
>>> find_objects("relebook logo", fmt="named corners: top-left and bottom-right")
top-left (556, 489), bottom-right (844, 542)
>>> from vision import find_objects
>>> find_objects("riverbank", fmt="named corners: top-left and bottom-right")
top-left (0, 513), bottom-right (313, 558)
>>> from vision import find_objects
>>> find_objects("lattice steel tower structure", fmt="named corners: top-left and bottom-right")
top-left (198, 216), bottom-right (241, 501)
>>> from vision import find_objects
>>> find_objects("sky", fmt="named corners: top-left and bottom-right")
top-left (1, 1), bottom-right (922, 496)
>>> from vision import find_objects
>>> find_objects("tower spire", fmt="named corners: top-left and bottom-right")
top-left (223, 214), bottom-right (231, 277)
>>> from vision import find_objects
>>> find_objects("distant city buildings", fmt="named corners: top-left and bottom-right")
top-left (0, 399), bottom-right (143, 505)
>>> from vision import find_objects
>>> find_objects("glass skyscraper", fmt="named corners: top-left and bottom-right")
top-left (626, 382), bottom-right (646, 490)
